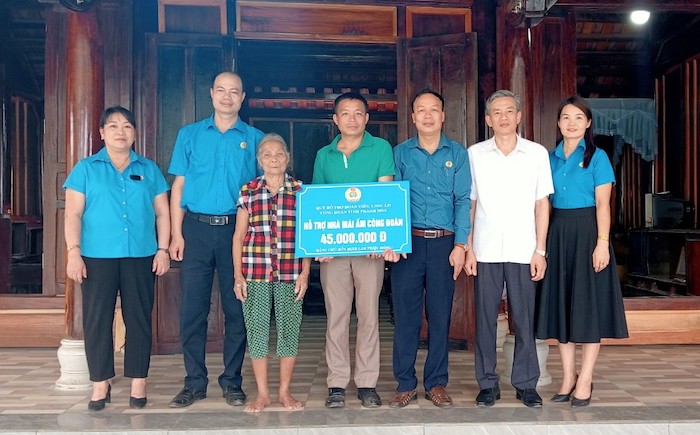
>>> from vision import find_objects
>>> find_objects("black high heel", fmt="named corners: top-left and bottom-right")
top-left (551, 375), bottom-right (578, 402)
top-left (551, 385), bottom-right (576, 402)
top-left (129, 396), bottom-right (148, 409)
top-left (88, 384), bottom-right (111, 411)
top-left (130, 380), bottom-right (148, 408)
top-left (571, 382), bottom-right (594, 407)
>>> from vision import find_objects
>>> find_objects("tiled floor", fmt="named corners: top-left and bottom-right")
top-left (1, 297), bottom-right (700, 434)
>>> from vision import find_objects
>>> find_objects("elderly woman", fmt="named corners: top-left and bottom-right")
top-left (233, 133), bottom-right (310, 413)
top-left (64, 106), bottom-right (171, 411)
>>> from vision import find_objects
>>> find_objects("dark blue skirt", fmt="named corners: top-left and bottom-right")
top-left (536, 207), bottom-right (629, 343)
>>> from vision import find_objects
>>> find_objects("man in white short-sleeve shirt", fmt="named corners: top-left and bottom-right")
top-left (465, 90), bottom-right (554, 408)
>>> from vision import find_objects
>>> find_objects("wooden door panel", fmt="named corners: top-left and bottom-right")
top-left (407, 47), bottom-right (435, 88)
top-left (398, 33), bottom-right (478, 147)
top-left (155, 45), bottom-right (187, 172)
top-left (152, 268), bottom-right (181, 354)
top-left (152, 268), bottom-right (225, 355)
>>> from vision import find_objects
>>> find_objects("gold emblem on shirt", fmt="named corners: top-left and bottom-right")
top-left (240, 141), bottom-right (247, 149)
top-left (445, 161), bottom-right (453, 168)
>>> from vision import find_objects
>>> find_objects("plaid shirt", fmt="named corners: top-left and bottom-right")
top-left (237, 174), bottom-right (303, 282)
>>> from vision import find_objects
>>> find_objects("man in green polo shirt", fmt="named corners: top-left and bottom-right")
top-left (312, 92), bottom-right (395, 409)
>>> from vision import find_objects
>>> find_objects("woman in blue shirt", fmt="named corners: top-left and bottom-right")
top-left (536, 96), bottom-right (628, 407)
top-left (64, 106), bottom-right (171, 411)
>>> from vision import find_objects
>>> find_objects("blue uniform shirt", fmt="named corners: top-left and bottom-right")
top-left (393, 134), bottom-right (471, 244)
top-left (63, 147), bottom-right (170, 258)
top-left (167, 115), bottom-right (264, 215)
top-left (550, 140), bottom-right (615, 209)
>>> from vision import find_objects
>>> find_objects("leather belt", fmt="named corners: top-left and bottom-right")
top-left (185, 211), bottom-right (234, 226)
top-left (411, 228), bottom-right (454, 239)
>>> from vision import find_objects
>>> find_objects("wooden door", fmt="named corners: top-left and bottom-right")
top-left (397, 33), bottom-right (478, 147)
top-left (141, 33), bottom-right (234, 354)
top-left (397, 33), bottom-right (478, 349)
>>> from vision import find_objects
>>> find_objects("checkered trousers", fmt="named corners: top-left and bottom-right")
top-left (237, 174), bottom-right (303, 282)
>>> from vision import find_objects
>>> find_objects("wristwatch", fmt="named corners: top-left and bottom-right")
top-left (455, 243), bottom-right (469, 252)
top-left (535, 249), bottom-right (547, 258)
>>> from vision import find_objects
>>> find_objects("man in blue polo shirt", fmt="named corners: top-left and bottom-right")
top-left (388, 89), bottom-right (471, 409)
top-left (167, 71), bottom-right (264, 408)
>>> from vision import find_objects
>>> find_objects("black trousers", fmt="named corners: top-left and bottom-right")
top-left (82, 256), bottom-right (155, 382)
top-left (179, 216), bottom-right (246, 391)
top-left (474, 262), bottom-right (540, 390)
top-left (391, 234), bottom-right (455, 392)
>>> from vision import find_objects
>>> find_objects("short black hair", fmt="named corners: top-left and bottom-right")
top-left (411, 88), bottom-right (445, 112)
top-left (99, 106), bottom-right (136, 128)
top-left (334, 92), bottom-right (369, 113)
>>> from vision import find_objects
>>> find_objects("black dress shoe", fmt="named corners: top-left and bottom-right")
top-left (169, 387), bottom-right (207, 408)
top-left (325, 387), bottom-right (346, 408)
top-left (88, 384), bottom-right (111, 412)
top-left (129, 396), bottom-right (147, 409)
top-left (571, 383), bottom-right (594, 407)
top-left (357, 387), bottom-right (382, 408)
top-left (475, 387), bottom-right (501, 407)
top-left (516, 388), bottom-right (543, 408)
top-left (222, 385), bottom-right (246, 406)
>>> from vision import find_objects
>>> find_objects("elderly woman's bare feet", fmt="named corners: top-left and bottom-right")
top-left (244, 396), bottom-right (272, 413)
top-left (279, 394), bottom-right (303, 410)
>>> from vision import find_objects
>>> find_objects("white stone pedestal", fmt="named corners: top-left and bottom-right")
top-left (500, 335), bottom-right (552, 386)
top-left (55, 338), bottom-right (91, 390)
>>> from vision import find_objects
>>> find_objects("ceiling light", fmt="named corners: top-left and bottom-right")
top-left (630, 10), bottom-right (651, 25)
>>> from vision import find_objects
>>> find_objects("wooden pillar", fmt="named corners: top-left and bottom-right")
top-left (493, 4), bottom-right (576, 146)
top-left (496, 4), bottom-right (534, 140)
top-left (63, 9), bottom-right (104, 339)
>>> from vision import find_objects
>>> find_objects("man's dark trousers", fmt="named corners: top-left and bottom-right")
top-left (474, 262), bottom-right (539, 390)
top-left (391, 234), bottom-right (455, 392)
top-left (179, 215), bottom-right (247, 391)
